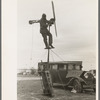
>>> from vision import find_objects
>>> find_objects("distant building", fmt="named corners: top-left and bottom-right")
top-left (17, 69), bottom-right (32, 75)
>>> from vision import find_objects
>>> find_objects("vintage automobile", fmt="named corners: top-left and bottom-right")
top-left (38, 61), bottom-right (96, 93)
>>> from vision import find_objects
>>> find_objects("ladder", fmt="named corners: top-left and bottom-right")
top-left (41, 70), bottom-right (54, 96)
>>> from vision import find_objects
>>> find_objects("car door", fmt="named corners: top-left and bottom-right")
top-left (57, 64), bottom-right (68, 84)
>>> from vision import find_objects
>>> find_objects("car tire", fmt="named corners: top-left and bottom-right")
top-left (73, 79), bottom-right (83, 93)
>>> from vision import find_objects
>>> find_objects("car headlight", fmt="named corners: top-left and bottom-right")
top-left (84, 72), bottom-right (89, 79)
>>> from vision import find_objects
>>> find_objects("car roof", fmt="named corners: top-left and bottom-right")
top-left (38, 61), bottom-right (82, 65)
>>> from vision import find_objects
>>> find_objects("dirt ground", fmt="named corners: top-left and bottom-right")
top-left (17, 76), bottom-right (96, 100)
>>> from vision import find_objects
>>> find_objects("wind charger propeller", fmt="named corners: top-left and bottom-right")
top-left (29, 1), bottom-right (58, 37)
top-left (51, 1), bottom-right (57, 37)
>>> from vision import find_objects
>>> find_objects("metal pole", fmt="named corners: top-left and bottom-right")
top-left (47, 26), bottom-right (50, 69)
top-left (47, 48), bottom-right (50, 64)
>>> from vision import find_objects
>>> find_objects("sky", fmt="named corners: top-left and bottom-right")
top-left (17, 0), bottom-right (98, 70)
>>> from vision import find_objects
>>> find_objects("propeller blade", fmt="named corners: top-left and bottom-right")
top-left (51, 1), bottom-right (57, 37)
top-left (52, 1), bottom-right (56, 20)
top-left (54, 22), bottom-right (57, 37)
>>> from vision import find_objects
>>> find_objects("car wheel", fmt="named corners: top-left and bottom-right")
top-left (73, 79), bottom-right (83, 93)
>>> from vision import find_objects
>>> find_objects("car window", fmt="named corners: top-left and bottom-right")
top-left (52, 64), bottom-right (58, 69)
top-left (64, 65), bottom-right (67, 69)
top-left (38, 65), bottom-right (43, 70)
top-left (58, 64), bottom-right (64, 70)
top-left (68, 64), bottom-right (73, 70)
top-left (49, 65), bottom-right (52, 69)
top-left (75, 65), bottom-right (81, 70)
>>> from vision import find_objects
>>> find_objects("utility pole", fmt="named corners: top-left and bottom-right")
top-left (47, 26), bottom-right (51, 69)
top-left (29, 1), bottom-right (56, 97)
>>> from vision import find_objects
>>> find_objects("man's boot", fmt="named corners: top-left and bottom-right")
top-left (50, 44), bottom-right (55, 48)
top-left (45, 42), bottom-right (51, 49)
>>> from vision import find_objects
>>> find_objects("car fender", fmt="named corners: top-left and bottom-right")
top-left (66, 76), bottom-right (87, 86)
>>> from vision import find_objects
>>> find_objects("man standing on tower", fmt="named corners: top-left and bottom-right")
top-left (39, 13), bottom-right (55, 49)
top-left (29, 13), bottom-right (55, 49)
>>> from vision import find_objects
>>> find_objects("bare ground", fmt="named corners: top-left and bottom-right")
top-left (17, 76), bottom-right (96, 100)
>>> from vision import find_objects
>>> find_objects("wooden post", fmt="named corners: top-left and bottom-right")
top-left (42, 26), bottom-right (54, 97)
top-left (47, 48), bottom-right (50, 64)
top-left (47, 26), bottom-right (50, 69)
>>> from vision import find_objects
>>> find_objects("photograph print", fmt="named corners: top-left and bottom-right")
top-left (17, 0), bottom-right (98, 100)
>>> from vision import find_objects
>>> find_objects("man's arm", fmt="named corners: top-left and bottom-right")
top-left (46, 18), bottom-right (55, 26)
top-left (29, 20), bottom-right (40, 25)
